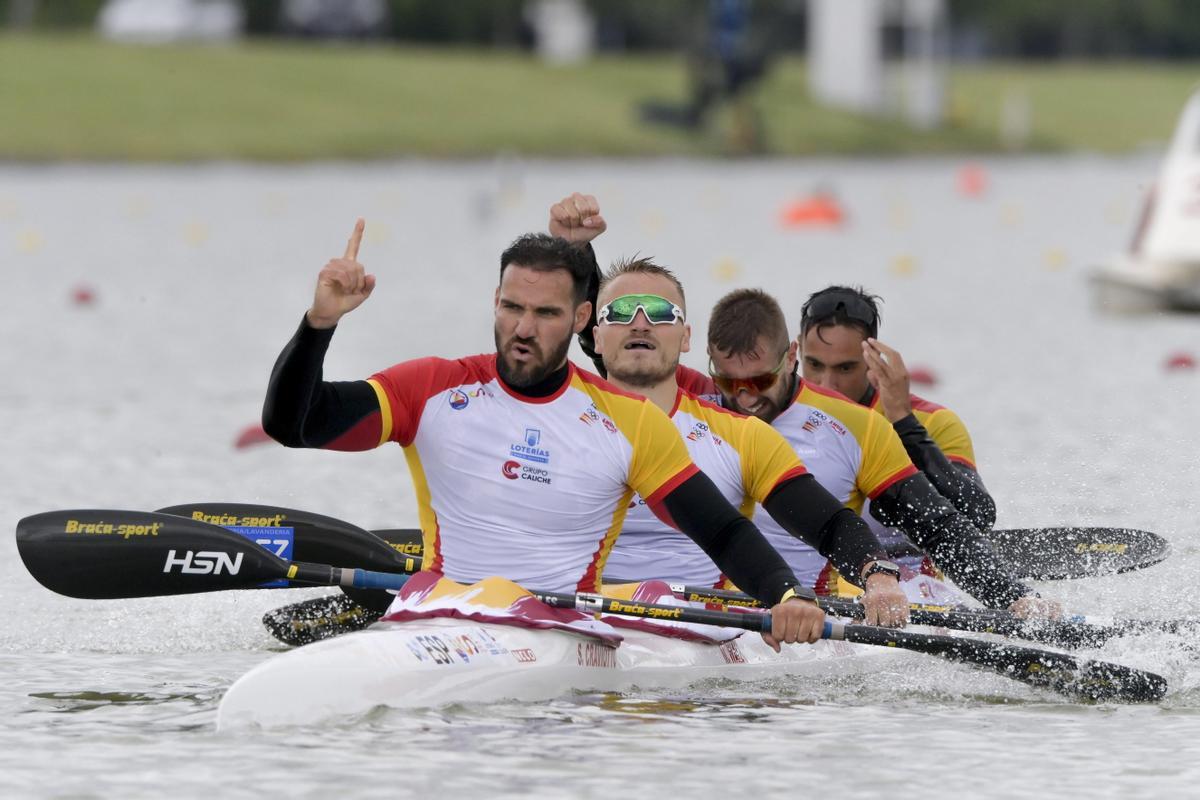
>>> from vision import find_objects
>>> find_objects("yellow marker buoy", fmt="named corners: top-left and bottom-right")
top-left (17, 230), bottom-right (43, 254)
top-left (889, 255), bottom-right (917, 277)
top-left (712, 258), bottom-right (743, 282)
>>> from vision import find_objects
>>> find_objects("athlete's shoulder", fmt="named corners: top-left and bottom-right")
top-left (909, 392), bottom-right (948, 415)
top-left (571, 363), bottom-right (650, 403)
top-left (797, 380), bottom-right (873, 420)
top-left (675, 363), bottom-right (716, 395)
top-left (374, 353), bottom-right (496, 383)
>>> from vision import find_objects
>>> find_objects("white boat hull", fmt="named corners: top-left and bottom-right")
top-left (1091, 256), bottom-right (1200, 312)
top-left (217, 617), bottom-right (900, 729)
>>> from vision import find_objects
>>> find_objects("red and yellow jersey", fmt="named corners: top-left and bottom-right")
top-left (756, 380), bottom-right (917, 588)
top-left (865, 391), bottom-right (977, 468)
top-left (367, 354), bottom-right (697, 593)
top-left (604, 389), bottom-right (807, 586)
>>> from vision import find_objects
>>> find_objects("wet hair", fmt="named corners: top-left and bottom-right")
top-left (599, 256), bottom-right (686, 310)
top-left (499, 233), bottom-right (595, 305)
top-left (799, 285), bottom-right (882, 341)
top-left (708, 288), bottom-right (789, 356)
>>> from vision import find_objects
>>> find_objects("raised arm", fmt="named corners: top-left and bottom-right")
top-left (863, 338), bottom-right (996, 530)
top-left (262, 219), bottom-right (384, 450)
top-left (548, 192), bottom-right (607, 376)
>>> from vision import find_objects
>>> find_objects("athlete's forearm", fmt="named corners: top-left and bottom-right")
top-left (762, 474), bottom-right (886, 587)
top-left (262, 314), bottom-right (381, 449)
top-left (573, 243), bottom-right (607, 378)
top-left (892, 414), bottom-right (997, 531)
top-left (869, 475), bottom-right (1029, 609)
top-left (655, 472), bottom-right (812, 606)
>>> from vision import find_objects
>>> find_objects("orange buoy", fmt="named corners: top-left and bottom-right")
top-left (70, 283), bottom-right (97, 306)
top-left (908, 365), bottom-right (938, 387)
top-left (780, 194), bottom-right (845, 228)
top-left (1165, 351), bottom-right (1197, 371)
top-left (234, 424), bottom-right (274, 450)
top-left (956, 163), bottom-right (988, 197)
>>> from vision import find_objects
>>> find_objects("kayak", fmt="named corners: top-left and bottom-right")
top-left (217, 616), bottom-right (903, 729)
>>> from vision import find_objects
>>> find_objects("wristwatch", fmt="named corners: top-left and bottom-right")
top-left (861, 560), bottom-right (902, 582)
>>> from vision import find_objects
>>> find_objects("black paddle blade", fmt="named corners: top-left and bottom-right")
top-left (988, 527), bottom-right (1170, 580)
top-left (156, 503), bottom-right (413, 571)
top-left (15, 510), bottom-right (290, 599)
top-left (841, 626), bottom-right (1167, 703)
top-left (262, 594), bottom-right (382, 647)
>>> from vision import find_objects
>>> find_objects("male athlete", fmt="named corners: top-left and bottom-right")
top-left (262, 219), bottom-right (828, 649)
top-left (694, 289), bottom-right (1058, 616)
top-left (584, 255), bottom-right (909, 627)
top-left (797, 285), bottom-right (995, 534)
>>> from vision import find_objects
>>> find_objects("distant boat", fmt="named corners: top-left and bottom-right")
top-left (1091, 89), bottom-right (1200, 312)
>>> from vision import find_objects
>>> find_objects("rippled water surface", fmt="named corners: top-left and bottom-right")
top-left (2, 158), bottom-right (1198, 798)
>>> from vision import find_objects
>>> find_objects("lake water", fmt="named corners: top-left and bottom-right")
top-left (1, 157), bottom-right (1198, 798)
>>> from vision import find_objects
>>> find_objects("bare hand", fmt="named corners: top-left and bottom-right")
top-left (861, 574), bottom-right (909, 628)
top-left (762, 598), bottom-right (826, 652)
top-left (1009, 594), bottom-right (1063, 620)
top-left (549, 192), bottom-right (607, 244)
top-left (862, 338), bottom-right (913, 423)
top-left (307, 218), bottom-right (376, 329)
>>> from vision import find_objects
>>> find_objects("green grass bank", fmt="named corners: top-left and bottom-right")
top-left (4, 34), bottom-right (1198, 160)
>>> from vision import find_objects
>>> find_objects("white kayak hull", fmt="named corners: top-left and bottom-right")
top-left (217, 617), bottom-right (900, 729)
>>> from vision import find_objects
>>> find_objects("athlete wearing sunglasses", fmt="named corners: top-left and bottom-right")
top-left (262, 212), bottom-right (832, 651)
top-left (689, 288), bottom-right (1060, 620)
top-left (798, 286), bottom-right (996, 534)
top-left (590, 255), bottom-right (910, 628)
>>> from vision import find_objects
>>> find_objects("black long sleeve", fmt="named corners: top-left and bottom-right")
top-left (657, 471), bottom-right (814, 607)
top-left (262, 315), bottom-right (381, 448)
top-left (892, 413), bottom-right (997, 531)
top-left (573, 242), bottom-right (607, 377)
top-left (869, 473), bottom-right (1029, 609)
top-left (761, 474), bottom-right (887, 588)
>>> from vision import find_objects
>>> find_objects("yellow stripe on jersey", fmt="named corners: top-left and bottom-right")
top-left (366, 378), bottom-right (393, 447)
top-left (798, 383), bottom-right (915, 510)
top-left (582, 485), bottom-right (637, 593)
top-left (914, 404), bottom-right (977, 468)
top-left (570, 372), bottom-right (697, 504)
top-left (675, 394), bottom-right (807, 504)
top-left (402, 444), bottom-right (439, 568)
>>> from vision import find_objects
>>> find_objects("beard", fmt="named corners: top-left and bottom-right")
top-left (495, 328), bottom-right (573, 389)
top-left (605, 352), bottom-right (677, 389)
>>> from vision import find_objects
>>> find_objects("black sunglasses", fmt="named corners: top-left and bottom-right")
top-left (801, 291), bottom-right (879, 338)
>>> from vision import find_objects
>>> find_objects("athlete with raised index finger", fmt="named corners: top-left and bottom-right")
top-left (261, 218), bottom-right (831, 650)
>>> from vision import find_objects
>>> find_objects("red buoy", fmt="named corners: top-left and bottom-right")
top-left (956, 163), bottom-right (988, 197)
top-left (70, 283), bottom-right (97, 306)
top-left (1165, 351), bottom-right (1197, 371)
top-left (908, 365), bottom-right (938, 387)
top-left (234, 424), bottom-right (274, 450)
top-left (780, 194), bottom-right (845, 228)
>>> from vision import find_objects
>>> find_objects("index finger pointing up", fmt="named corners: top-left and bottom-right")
top-left (344, 218), bottom-right (365, 261)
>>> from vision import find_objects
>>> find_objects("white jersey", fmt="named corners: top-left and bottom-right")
top-left (604, 390), bottom-right (807, 586)
top-left (750, 380), bottom-right (916, 590)
top-left (368, 354), bottom-right (698, 593)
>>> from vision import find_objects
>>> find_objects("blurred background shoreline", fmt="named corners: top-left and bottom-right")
top-left (5, 0), bottom-right (1200, 162)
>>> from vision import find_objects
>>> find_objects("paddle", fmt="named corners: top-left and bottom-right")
top-left (886, 525), bottom-right (1170, 580)
top-left (16, 508), bottom-right (1168, 703)
top-left (153, 503), bottom-right (1182, 651)
top-left (15, 509), bottom-right (418, 599)
top-left (662, 584), bottom-right (1182, 650)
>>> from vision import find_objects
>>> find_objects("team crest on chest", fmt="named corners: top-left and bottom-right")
top-left (510, 427), bottom-right (550, 464)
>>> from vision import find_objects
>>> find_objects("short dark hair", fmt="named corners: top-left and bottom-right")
top-left (499, 233), bottom-right (595, 305)
top-left (799, 285), bottom-right (882, 340)
top-left (708, 288), bottom-right (789, 356)
top-left (600, 256), bottom-right (686, 310)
